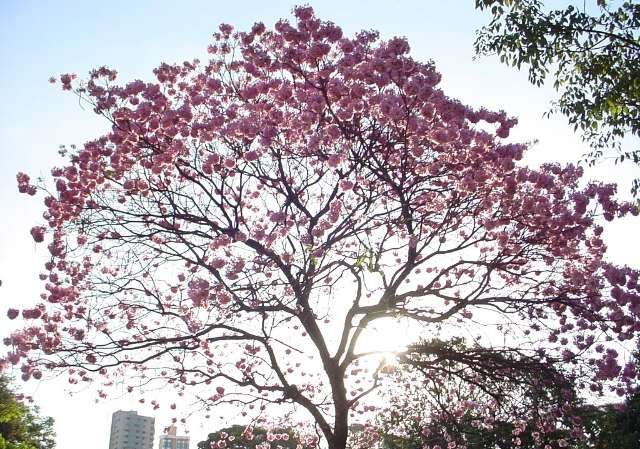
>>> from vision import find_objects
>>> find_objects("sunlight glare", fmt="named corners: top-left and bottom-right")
top-left (356, 317), bottom-right (418, 363)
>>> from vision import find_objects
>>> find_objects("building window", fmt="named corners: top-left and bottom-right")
top-left (161, 438), bottom-right (172, 449)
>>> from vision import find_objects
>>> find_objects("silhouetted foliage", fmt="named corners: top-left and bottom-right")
top-left (475, 0), bottom-right (640, 194)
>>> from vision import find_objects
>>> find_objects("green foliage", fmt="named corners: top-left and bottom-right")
top-left (475, 0), bottom-right (640, 194)
top-left (0, 377), bottom-right (55, 449)
top-left (575, 392), bottom-right (640, 449)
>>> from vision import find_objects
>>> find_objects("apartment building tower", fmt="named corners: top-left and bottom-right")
top-left (158, 425), bottom-right (189, 449)
top-left (108, 410), bottom-right (155, 449)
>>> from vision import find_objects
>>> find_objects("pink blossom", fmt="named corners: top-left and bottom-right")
top-left (327, 154), bottom-right (341, 168)
top-left (187, 278), bottom-right (210, 306)
top-left (211, 258), bottom-right (226, 269)
top-left (59, 73), bottom-right (76, 90)
top-left (340, 180), bottom-right (354, 190)
top-left (16, 172), bottom-right (36, 195)
top-left (30, 226), bottom-right (45, 243)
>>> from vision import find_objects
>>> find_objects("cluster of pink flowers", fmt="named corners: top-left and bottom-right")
top-left (187, 278), bottom-right (210, 307)
top-left (16, 172), bottom-right (36, 196)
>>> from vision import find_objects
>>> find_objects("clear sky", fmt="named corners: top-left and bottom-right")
top-left (1, 1), bottom-right (638, 449)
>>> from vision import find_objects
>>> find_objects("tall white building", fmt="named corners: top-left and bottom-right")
top-left (108, 410), bottom-right (155, 449)
top-left (158, 425), bottom-right (189, 449)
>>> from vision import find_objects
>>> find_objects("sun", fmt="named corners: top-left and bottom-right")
top-left (355, 317), bottom-right (418, 362)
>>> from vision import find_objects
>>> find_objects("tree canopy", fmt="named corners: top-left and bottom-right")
top-left (376, 361), bottom-right (640, 449)
top-left (3, 6), bottom-right (640, 449)
top-left (578, 392), bottom-right (640, 449)
top-left (197, 424), bottom-right (299, 449)
top-left (475, 0), bottom-right (640, 193)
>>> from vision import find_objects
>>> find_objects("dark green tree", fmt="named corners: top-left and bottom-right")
top-left (474, 0), bottom-right (640, 194)
top-left (375, 339), bottom-right (582, 449)
top-left (575, 391), bottom-right (640, 449)
top-left (376, 341), bottom-right (640, 448)
top-left (0, 376), bottom-right (55, 449)
top-left (197, 424), bottom-right (299, 449)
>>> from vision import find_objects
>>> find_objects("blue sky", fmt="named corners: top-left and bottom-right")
top-left (1, 1), bottom-right (638, 448)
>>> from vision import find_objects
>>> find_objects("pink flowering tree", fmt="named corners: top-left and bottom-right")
top-left (4, 7), bottom-right (640, 449)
